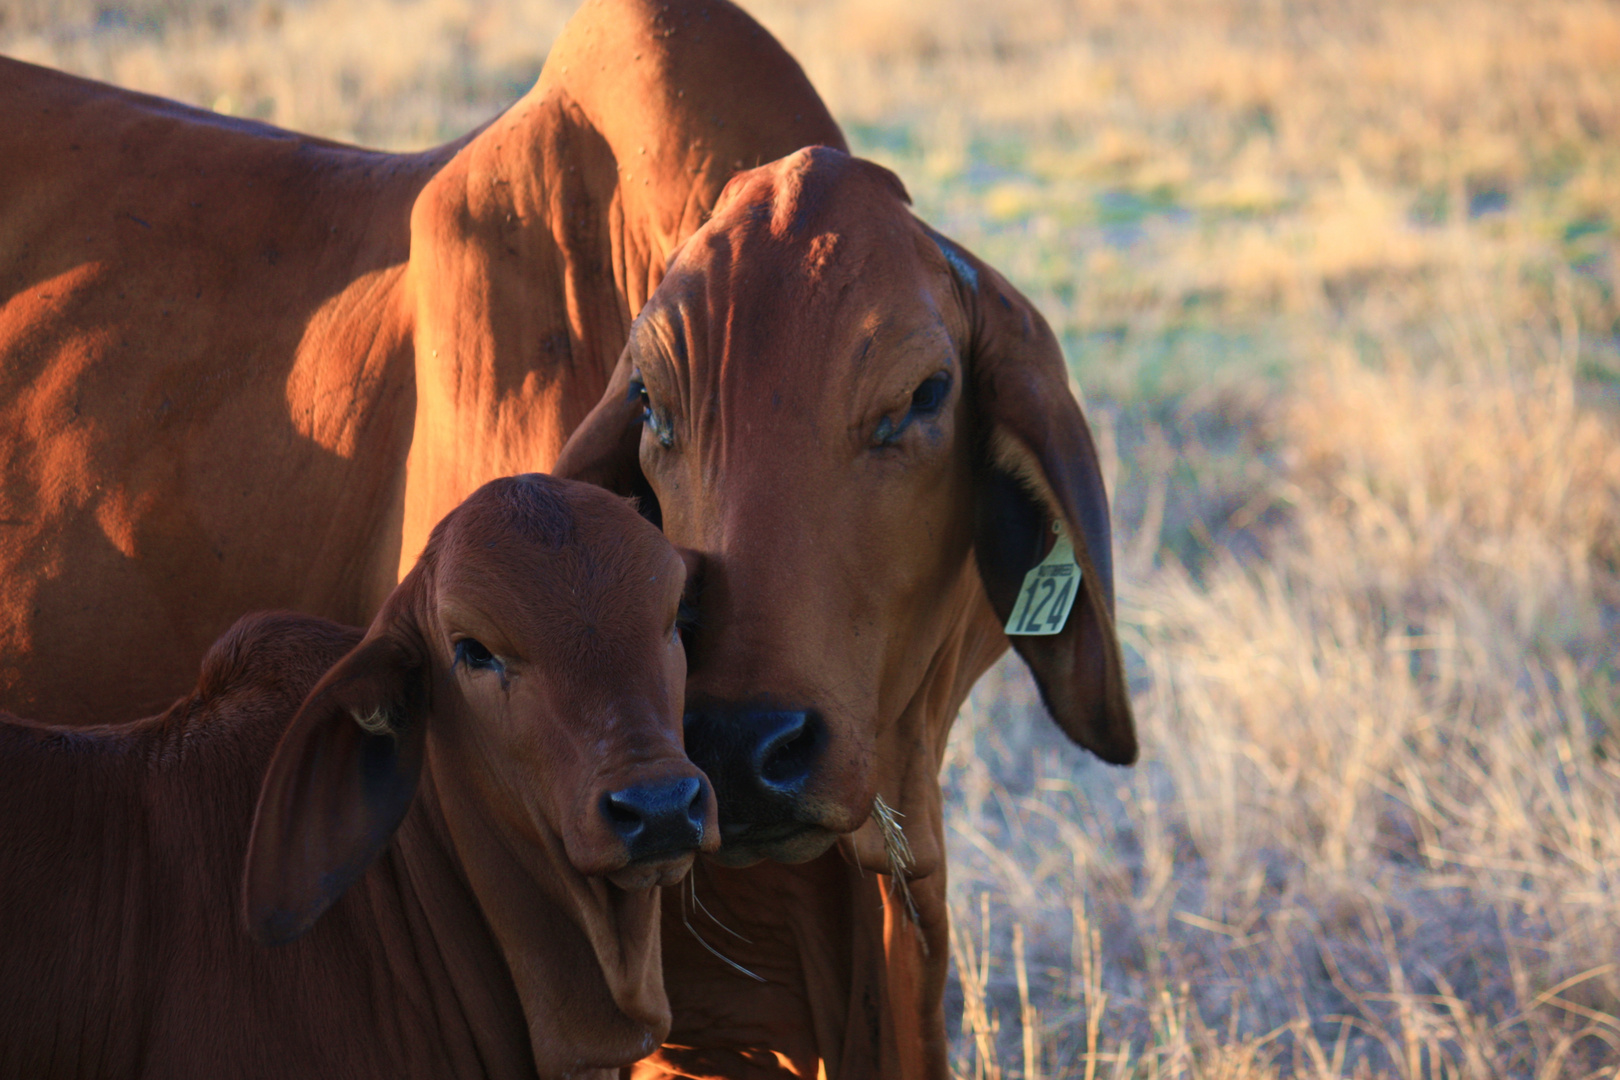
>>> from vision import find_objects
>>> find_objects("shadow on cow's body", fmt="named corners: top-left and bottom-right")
top-left (558, 148), bottom-right (1138, 1079)
top-left (0, 474), bottom-right (713, 1079)
top-left (0, 0), bottom-right (843, 724)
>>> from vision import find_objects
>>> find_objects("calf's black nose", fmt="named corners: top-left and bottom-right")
top-left (603, 776), bottom-right (708, 861)
top-left (683, 707), bottom-right (825, 827)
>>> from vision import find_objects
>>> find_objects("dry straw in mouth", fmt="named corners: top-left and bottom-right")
top-left (872, 794), bottom-right (923, 939)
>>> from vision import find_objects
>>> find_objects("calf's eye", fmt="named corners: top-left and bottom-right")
top-left (454, 638), bottom-right (500, 672)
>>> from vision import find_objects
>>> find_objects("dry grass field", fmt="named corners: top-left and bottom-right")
top-left (5, 0), bottom-right (1619, 1075)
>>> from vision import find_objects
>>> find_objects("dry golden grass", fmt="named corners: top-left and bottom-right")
top-left (941, 272), bottom-right (1620, 1077)
top-left (5, 0), bottom-right (1619, 1075)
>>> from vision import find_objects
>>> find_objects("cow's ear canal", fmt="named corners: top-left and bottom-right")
top-left (973, 465), bottom-right (1049, 617)
top-left (241, 622), bottom-right (431, 947)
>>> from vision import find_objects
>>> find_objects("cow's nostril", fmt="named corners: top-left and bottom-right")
top-left (683, 706), bottom-right (827, 828)
top-left (603, 777), bottom-right (707, 860)
top-left (683, 780), bottom-right (707, 831)
top-left (755, 711), bottom-right (822, 792)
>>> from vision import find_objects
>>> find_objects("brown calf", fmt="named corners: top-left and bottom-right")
top-left (558, 148), bottom-right (1137, 1078)
top-left (0, 0), bottom-right (842, 724)
top-left (0, 474), bottom-right (714, 1079)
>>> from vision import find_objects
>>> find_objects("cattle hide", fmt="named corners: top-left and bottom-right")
top-left (0, 0), bottom-right (843, 724)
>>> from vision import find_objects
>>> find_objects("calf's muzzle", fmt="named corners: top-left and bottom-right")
top-left (604, 776), bottom-right (711, 862)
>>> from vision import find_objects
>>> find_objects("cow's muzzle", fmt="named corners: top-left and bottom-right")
top-left (682, 706), bottom-right (833, 862)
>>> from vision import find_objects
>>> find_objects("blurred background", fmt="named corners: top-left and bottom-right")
top-left (6, 1), bottom-right (1619, 1075)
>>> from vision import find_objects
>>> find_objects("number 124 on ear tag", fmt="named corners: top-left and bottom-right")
top-left (1005, 523), bottom-right (1081, 636)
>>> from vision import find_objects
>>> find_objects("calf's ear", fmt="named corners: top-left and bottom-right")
top-left (943, 233), bottom-right (1138, 765)
top-left (242, 606), bottom-right (431, 946)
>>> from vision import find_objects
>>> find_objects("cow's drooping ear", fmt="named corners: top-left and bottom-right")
top-left (242, 602), bottom-right (431, 946)
top-left (553, 351), bottom-right (662, 527)
top-left (940, 232), bottom-right (1138, 765)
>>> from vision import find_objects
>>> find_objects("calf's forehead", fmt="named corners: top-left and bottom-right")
top-left (428, 477), bottom-right (681, 631)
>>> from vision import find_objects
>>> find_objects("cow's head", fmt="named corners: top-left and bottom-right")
top-left (556, 147), bottom-right (1135, 875)
top-left (244, 474), bottom-right (715, 1068)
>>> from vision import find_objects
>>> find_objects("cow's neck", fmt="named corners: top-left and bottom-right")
top-left (645, 850), bottom-right (950, 1080)
top-left (280, 256), bottom-right (426, 625)
top-left (845, 565), bottom-right (1011, 883)
top-left (314, 765), bottom-right (639, 1080)
top-left (646, 572), bottom-right (1011, 1080)
top-left (647, 852), bottom-right (893, 1078)
top-left (395, 84), bottom-right (711, 579)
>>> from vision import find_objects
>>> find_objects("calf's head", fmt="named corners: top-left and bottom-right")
top-left (243, 474), bottom-right (716, 1065)
top-left (557, 147), bottom-right (1135, 873)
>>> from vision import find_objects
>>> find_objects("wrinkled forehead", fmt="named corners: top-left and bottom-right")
top-left (637, 149), bottom-right (970, 371)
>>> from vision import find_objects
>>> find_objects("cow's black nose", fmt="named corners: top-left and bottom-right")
top-left (683, 707), bottom-right (825, 827)
top-left (753, 711), bottom-right (819, 791)
top-left (603, 777), bottom-right (708, 861)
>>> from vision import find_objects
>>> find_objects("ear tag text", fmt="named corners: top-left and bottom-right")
top-left (1005, 522), bottom-right (1081, 636)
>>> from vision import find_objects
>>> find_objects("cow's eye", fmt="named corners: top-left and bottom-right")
top-left (627, 372), bottom-right (652, 421)
top-left (910, 372), bottom-right (952, 417)
top-left (454, 638), bottom-right (501, 673)
top-left (628, 370), bottom-right (675, 449)
top-left (874, 371), bottom-right (953, 447)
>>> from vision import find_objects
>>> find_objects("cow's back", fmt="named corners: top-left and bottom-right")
top-left (0, 0), bottom-right (844, 726)
top-left (0, 60), bottom-right (447, 722)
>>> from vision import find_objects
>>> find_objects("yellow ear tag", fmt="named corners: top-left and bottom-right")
top-left (1005, 521), bottom-right (1081, 636)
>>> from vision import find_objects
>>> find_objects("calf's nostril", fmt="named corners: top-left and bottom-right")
top-left (604, 791), bottom-right (649, 840)
top-left (603, 777), bottom-right (707, 859)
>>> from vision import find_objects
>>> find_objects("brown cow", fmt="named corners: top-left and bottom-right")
top-left (556, 147), bottom-right (1138, 1078)
top-left (0, 473), bottom-right (715, 1079)
top-left (0, 0), bottom-right (843, 724)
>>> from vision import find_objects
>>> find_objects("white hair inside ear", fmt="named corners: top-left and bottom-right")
top-left (350, 705), bottom-right (392, 736)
